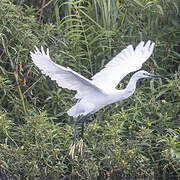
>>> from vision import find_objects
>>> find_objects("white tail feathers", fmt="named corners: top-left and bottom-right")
top-left (67, 105), bottom-right (78, 117)
top-left (67, 101), bottom-right (95, 118)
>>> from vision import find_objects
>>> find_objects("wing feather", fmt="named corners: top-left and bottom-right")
top-left (91, 40), bottom-right (155, 89)
top-left (30, 46), bottom-right (102, 99)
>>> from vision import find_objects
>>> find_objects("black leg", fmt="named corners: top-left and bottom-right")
top-left (70, 115), bottom-right (86, 158)
top-left (81, 119), bottom-right (85, 140)
top-left (81, 114), bottom-right (90, 140)
top-left (72, 115), bottom-right (84, 145)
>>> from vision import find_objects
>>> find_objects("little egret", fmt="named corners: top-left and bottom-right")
top-left (31, 40), bottom-right (161, 158)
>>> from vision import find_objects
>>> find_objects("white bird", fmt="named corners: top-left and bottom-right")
top-left (30, 40), bottom-right (161, 158)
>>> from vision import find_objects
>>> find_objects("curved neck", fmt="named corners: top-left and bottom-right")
top-left (120, 74), bottom-right (140, 100)
top-left (126, 74), bottom-right (139, 92)
top-left (111, 74), bottom-right (141, 103)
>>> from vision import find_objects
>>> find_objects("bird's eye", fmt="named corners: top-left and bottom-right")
top-left (143, 73), bottom-right (149, 76)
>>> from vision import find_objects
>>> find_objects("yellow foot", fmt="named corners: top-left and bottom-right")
top-left (77, 139), bottom-right (83, 156)
top-left (69, 143), bottom-right (76, 159)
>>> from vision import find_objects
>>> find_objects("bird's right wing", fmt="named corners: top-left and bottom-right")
top-left (31, 47), bottom-right (103, 99)
top-left (91, 40), bottom-right (155, 90)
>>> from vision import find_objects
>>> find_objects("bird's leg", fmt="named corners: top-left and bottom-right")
top-left (77, 118), bottom-right (85, 156)
top-left (81, 118), bottom-right (85, 140)
top-left (77, 114), bottom-right (90, 156)
top-left (80, 114), bottom-right (90, 139)
top-left (69, 115), bottom-right (84, 158)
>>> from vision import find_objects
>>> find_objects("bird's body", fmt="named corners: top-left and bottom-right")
top-left (67, 69), bottom-right (153, 117)
top-left (30, 40), bottom-right (161, 158)
top-left (68, 81), bottom-right (134, 117)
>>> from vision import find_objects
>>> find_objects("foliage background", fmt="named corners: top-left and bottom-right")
top-left (0, 0), bottom-right (179, 179)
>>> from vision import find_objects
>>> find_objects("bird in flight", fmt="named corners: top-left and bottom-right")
top-left (31, 40), bottom-right (161, 158)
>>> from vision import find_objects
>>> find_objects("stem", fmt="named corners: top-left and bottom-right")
top-left (77, 9), bottom-right (93, 74)
top-left (23, 76), bottom-right (42, 95)
top-left (37, 0), bottom-right (54, 13)
top-left (14, 71), bottom-right (27, 114)
top-left (1, 117), bottom-right (18, 148)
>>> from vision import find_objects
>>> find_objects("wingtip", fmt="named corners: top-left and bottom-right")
top-left (140, 41), bottom-right (145, 45)
top-left (149, 42), bottom-right (155, 53)
top-left (46, 48), bottom-right (49, 56)
top-left (34, 46), bottom-right (40, 53)
top-left (41, 46), bottom-right (45, 55)
top-left (144, 40), bottom-right (151, 49)
top-left (33, 45), bottom-right (48, 55)
top-left (139, 40), bottom-right (153, 47)
top-left (135, 41), bottom-right (145, 50)
top-left (30, 51), bottom-right (34, 56)
top-left (151, 42), bottom-right (155, 47)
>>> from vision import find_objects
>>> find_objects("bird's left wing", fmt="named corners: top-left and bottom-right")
top-left (30, 47), bottom-right (102, 99)
top-left (91, 40), bottom-right (155, 90)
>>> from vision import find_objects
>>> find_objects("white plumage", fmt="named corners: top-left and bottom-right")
top-left (31, 41), bottom-right (155, 118)
top-left (31, 40), bottom-right (161, 158)
top-left (92, 41), bottom-right (154, 89)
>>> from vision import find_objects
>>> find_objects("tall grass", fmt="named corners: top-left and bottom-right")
top-left (0, 0), bottom-right (179, 178)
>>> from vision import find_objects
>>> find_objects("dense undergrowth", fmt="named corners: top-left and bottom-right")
top-left (0, 0), bottom-right (179, 179)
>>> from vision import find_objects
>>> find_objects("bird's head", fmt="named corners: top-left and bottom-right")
top-left (134, 70), bottom-right (162, 79)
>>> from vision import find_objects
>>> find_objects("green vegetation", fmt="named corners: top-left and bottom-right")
top-left (0, 0), bottom-right (179, 179)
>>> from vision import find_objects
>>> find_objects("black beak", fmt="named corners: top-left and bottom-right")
top-left (148, 74), bottom-right (163, 78)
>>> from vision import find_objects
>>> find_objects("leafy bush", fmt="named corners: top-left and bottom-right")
top-left (0, 0), bottom-right (179, 179)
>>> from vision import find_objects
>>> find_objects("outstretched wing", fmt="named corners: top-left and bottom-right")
top-left (30, 47), bottom-right (102, 99)
top-left (91, 40), bottom-right (155, 89)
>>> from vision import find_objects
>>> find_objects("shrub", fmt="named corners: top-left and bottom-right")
top-left (0, 0), bottom-right (179, 179)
